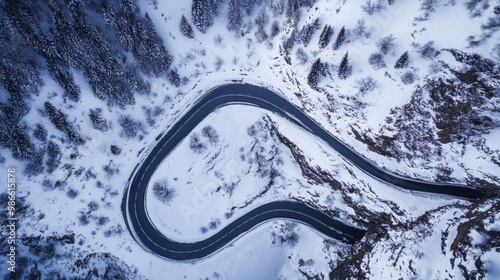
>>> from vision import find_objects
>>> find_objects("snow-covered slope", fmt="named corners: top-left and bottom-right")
top-left (0, 0), bottom-right (499, 279)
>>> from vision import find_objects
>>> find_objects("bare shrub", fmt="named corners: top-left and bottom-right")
top-left (201, 126), bottom-right (219, 145)
top-left (152, 179), bottom-right (176, 204)
top-left (189, 132), bottom-right (207, 154)
top-left (355, 76), bottom-right (379, 94)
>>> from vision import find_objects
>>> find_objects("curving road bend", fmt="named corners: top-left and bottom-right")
top-left (122, 83), bottom-right (483, 261)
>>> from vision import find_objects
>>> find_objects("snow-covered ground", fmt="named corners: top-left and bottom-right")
top-left (1, 0), bottom-right (499, 279)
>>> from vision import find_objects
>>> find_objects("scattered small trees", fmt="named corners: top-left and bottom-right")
top-left (338, 52), bottom-right (352, 80)
top-left (318, 25), bottom-right (333, 48)
top-left (45, 101), bottom-right (84, 145)
top-left (395, 51), bottom-right (409, 68)
top-left (333, 26), bottom-right (346, 50)
top-left (377, 35), bottom-right (396, 55)
top-left (168, 69), bottom-right (181, 87)
top-left (300, 18), bottom-right (321, 47)
top-left (118, 115), bottom-right (144, 139)
top-left (152, 179), bottom-right (176, 204)
top-left (180, 15), bottom-right (195, 38)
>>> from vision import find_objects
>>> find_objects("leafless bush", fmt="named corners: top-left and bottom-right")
top-left (361, 0), bottom-right (385, 15)
top-left (355, 76), bottom-right (379, 94)
top-left (202, 125), bottom-right (219, 145)
top-left (190, 132), bottom-right (207, 154)
top-left (152, 179), bottom-right (177, 204)
top-left (377, 35), bottom-right (396, 55)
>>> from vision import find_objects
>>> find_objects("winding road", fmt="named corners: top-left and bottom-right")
top-left (122, 83), bottom-right (483, 261)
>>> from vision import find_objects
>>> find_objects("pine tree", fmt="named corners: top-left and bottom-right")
top-left (227, 0), bottom-right (242, 32)
top-left (394, 51), bottom-right (409, 68)
top-left (338, 52), bottom-right (352, 80)
top-left (168, 69), bottom-right (180, 87)
top-left (318, 25), bottom-right (333, 48)
top-left (300, 18), bottom-right (321, 47)
top-left (89, 108), bottom-right (108, 132)
top-left (180, 15), bottom-right (195, 38)
top-left (192, 0), bottom-right (215, 33)
top-left (333, 26), bottom-right (346, 50)
top-left (307, 58), bottom-right (322, 89)
top-left (45, 102), bottom-right (84, 144)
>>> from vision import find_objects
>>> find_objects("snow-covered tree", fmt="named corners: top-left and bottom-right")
top-left (419, 41), bottom-right (436, 59)
top-left (227, 0), bottom-right (242, 32)
top-left (300, 18), bottom-right (321, 47)
top-left (401, 71), bottom-right (416, 84)
top-left (152, 179), bottom-right (176, 204)
top-left (45, 101), bottom-right (84, 144)
top-left (180, 15), bottom-right (195, 38)
top-left (338, 52), bottom-right (352, 80)
top-left (355, 76), bottom-right (379, 94)
top-left (192, 0), bottom-right (215, 33)
top-left (368, 52), bottom-right (386, 69)
top-left (168, 69), bottom-right (181, 87)
top-left (318, 25), bottom-right (333, 48)
top-left (333, 26), bottom-right (346, 50)
top-left (377, 35), bottom-right (396, 55)
top-left (46, 141), bottom-right (61, 174)
top-left (307, 58), bottom-right (325, 88)
top-left (202, 125), bottom-right (219, 145)
top-left (361, 0), bottom-right (385, 15)
top-left (89, 108), bottom-right (108, 132)
top-left (395, 51), bottom-right (409, 68)
top-left (190, 132), bottom-right (207, 154)
top-left (118, 115), bottom-right (144, 139)
top-left (352, 19), bottom-right (370, 38)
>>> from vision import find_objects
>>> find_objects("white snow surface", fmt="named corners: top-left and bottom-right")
top-left (1, 0), bottom-right (499, 279)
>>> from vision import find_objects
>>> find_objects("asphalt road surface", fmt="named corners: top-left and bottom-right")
top-left (122, 83), bottom-right (483, 260)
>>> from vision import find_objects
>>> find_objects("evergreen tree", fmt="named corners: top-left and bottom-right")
top-left (394, 51), bottom-right (409, 68)
top-left (168, 69), bottom-right (181, 87)
top-left (227, 0), bottom-right (242, 32)
top-left (45, 102), bottom-right (84, 145)
top-left (338, 52), bottom-right (352, 80)
top-left (300, 18), bottom-right (321, 47)
top-left (180, 15), bottom-right (195, 38)
top-left (89, 108), bottom-right (108, 132)
top-left (368, 52), bottom-right (386, 69)
top-left (192, 0), bottom-right (215, 33)
top-left (333, 26), bottom-right (346, 50)
top-left (307, 58), bottom-right (323, 89)
top-left (318, 25), bottom-right (333, 48)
